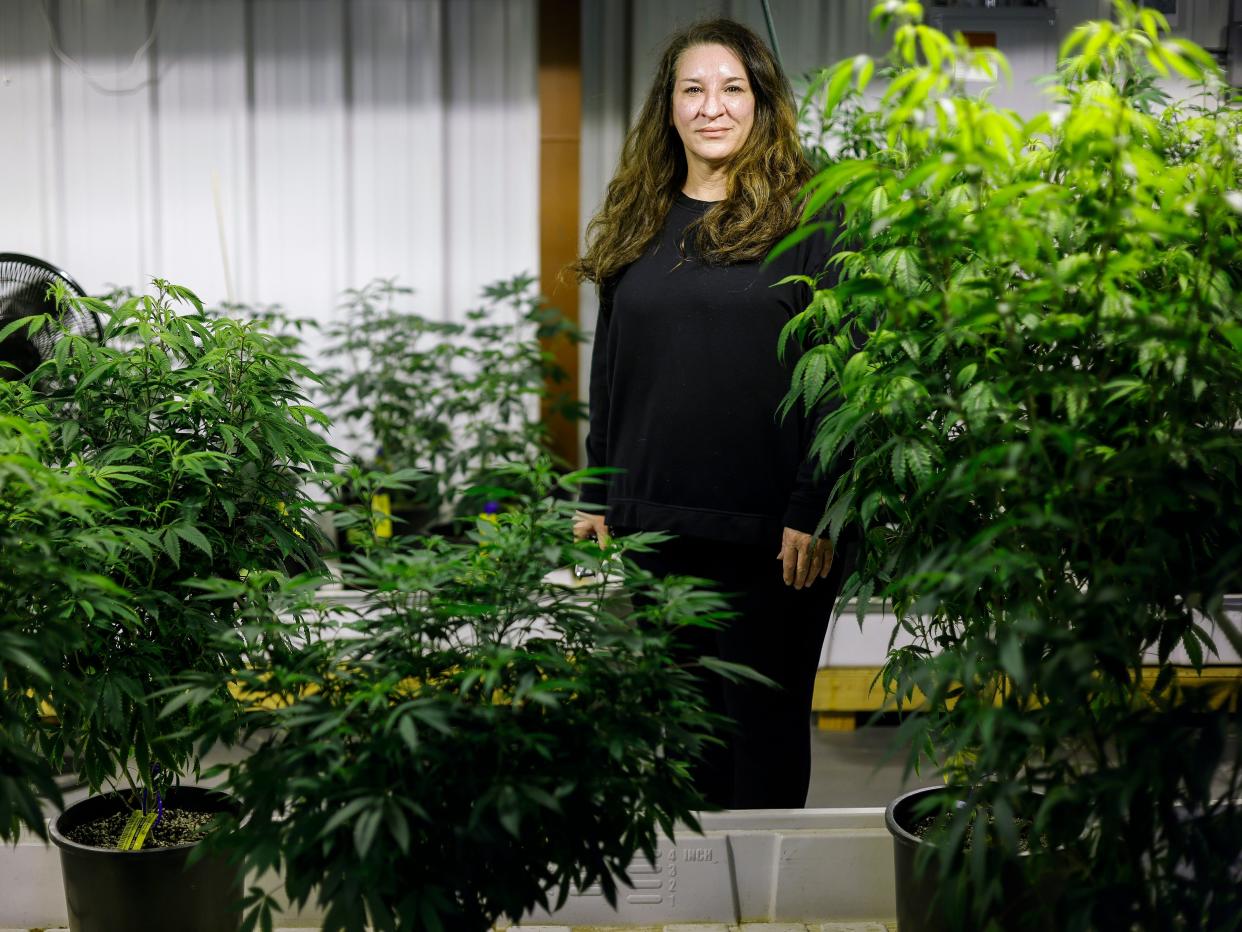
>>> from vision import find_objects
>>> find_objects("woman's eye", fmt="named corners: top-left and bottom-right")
top-left (727, 85), bottom-right (743, 93)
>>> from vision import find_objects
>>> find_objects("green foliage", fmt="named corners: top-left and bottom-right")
top-left (788, 2), bottom-right (1242, 928)
top-left (320, 275), bottom-right (584, 529)
top-left (191, 461), bottom-right (729, 932)
top-left (0, 395), bottom-right (135, 840)
top-left (1, 281), bottom-right (337, 823)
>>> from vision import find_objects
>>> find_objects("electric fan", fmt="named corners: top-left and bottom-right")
top-left (0, 253), bottom-right (101, 379)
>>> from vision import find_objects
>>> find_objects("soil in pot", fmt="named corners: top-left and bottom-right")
top-left (65, 805), bottom-right (216, 849)
top-left (911, 809), bottom-right (1050, 854)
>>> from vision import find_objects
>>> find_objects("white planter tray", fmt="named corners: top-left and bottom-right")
top-left (0, 808), bottom-right (896, 929)
top-left (522, 808), bottom-right (895, 927)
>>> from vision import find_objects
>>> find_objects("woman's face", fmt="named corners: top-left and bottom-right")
top-left (670, 43), bottom-right (755, 171)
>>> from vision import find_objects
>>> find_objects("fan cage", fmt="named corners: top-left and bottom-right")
top-left (0, 253), bottom-right (101, 367)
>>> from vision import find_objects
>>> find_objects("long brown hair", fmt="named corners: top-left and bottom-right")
top-left (572, 18), bottom-right (811, 286)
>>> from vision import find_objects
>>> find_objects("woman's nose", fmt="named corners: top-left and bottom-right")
top-left (701, 93), bottom-right (723, 117)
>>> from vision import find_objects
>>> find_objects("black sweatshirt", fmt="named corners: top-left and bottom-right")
top-left (582, 191), bottom-right (841, 547)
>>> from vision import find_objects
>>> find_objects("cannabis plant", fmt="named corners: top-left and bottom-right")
top-left (320, 275), bottom-right (582, 530)
top-left (2, 282), bottom-right (337, 807)
top-left (191, 461), bottom-right (736, 932)
top-left (781, 1), bottom-right (1242, 928)
top-left (0, 391), bottom-right (135, 840)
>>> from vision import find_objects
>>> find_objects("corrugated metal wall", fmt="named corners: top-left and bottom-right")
top-left (0, 0), bottom-right (539, 332)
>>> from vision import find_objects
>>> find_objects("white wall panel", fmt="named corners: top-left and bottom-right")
top-left (54, 0), bottom-right (158, 291)
top-left (152, 0), bottom-right (250, 304)
top-left (442, 0), bottom-right (539, 318)
top-left (0, 1), bottom-right (59, 261)
top-left (347, 0), bottom-right (445, 308)
top-left (0, 0), bottom-right (539, 332)
top-left (249, 0), bottom-right (350, 326)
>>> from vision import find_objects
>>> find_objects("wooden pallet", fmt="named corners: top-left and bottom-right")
top-left (812, 665), bottom-right (1242, 732)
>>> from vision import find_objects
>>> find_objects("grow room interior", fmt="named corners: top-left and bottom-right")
top-left (2, 0), bottom-right (1241, 930)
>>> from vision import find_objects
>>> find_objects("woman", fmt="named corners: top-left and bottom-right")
top-left (571, 19), bottom-right (849, 810)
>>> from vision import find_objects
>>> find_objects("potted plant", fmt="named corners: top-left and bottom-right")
top-left (320, 275), bottom-right (583, 539)
top-left (3, 280), bottom-right (337, 931)
top-left (187, 459), bottom-right (750, 932)
top-left (783, 1), bottom-right (1242, 928)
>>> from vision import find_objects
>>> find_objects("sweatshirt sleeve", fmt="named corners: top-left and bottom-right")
top-left (580, 278), bottom-right (615, 508)
top-left (781, 217), bottom-right (848, 537)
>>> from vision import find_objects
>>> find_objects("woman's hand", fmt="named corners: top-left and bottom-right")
top-left (777, 527), bottom-right (833, 589)
top-left (573, 510), bottom-right (611, 547)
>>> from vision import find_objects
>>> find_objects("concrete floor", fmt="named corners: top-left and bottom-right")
top-left (807, 718), bottom-right (1242, 807)
top-left (806, 720), bottom-right (935, 808)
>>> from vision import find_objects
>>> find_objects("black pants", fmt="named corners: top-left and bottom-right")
top-left (626, 531), bottom-right (845, 810)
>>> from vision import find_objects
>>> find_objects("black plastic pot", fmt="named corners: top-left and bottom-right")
top-left (49, 785), bottom-right (241, 932)
top-left (886, 785), bottom-right (951, 932)
top-left (886, 785), bottom-right (1064, 932)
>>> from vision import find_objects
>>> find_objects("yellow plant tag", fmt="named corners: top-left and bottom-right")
top-left (117, 810), bottom-right (159, 851)
top-left (129, 811), bottom-right (159, 850)
top-left (371, 494), bottom-right (393, 539)
top-left (116, 810), bottom-right (144, 850)
top-left (276, 499), bottom-right (305, 539)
